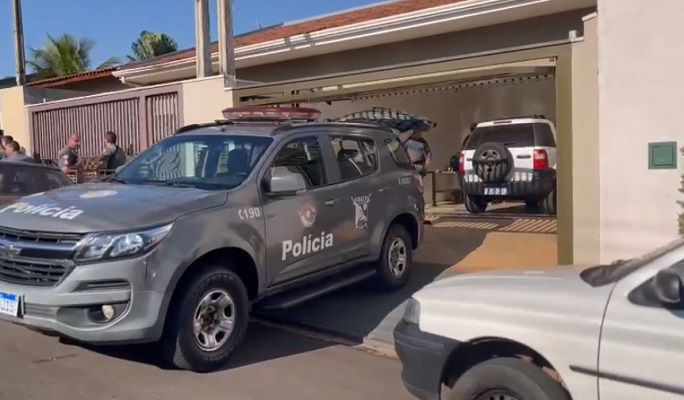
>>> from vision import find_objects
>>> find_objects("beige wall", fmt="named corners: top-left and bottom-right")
top-left (598, 0), bottom-right (683, 262)
top-left (310, 78), bottom-right (556, 172)
top-left (571, 15), bottom-right (600, 264)
top-left (181, 76), bottom-right (233, 124)
top-left (0, 86), bottom-right (31, 152)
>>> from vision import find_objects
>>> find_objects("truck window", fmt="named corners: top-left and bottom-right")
top-left (272, 137), bottom-right (326, 188)
top-left (116, 135), bottom-right (272, 189)
top-left (329, 137), bottom-right (377, 181)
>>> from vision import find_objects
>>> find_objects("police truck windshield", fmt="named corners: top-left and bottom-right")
top-left (115, 135), bottom-right (273, 190)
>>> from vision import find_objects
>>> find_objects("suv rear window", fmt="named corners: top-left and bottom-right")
top-left (464, 123), bottom-right (555, 149)
top-left (385, 137), bottom-right (413, 169)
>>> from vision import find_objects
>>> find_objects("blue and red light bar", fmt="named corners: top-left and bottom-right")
top-left (222, 106), bottom-right (321, 122)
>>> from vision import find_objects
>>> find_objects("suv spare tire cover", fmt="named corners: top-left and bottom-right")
top-left (472, 142), bottom-right (513, 183)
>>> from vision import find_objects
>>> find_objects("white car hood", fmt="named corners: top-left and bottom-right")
top-left (414, 266), bottom-right (614, 344)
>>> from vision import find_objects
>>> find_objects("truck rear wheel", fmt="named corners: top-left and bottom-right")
top-left (543, 187), bottom-right (556, 215)
top-left (465, 195), bottom-right (487, 214)
top-left (374, 224), bottom-right (413, 290)
top-left (447, 358), bottom-right (569, 400)
top-left (161, 266), bottom-right (249, 372)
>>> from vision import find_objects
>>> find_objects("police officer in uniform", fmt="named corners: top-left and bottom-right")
top-left (58, 133), bottom-right (81, 173)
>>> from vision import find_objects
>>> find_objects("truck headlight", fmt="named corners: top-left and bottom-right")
top-left (403, 298), bottom-right (421, 325)
top-left (76, 223), bottom-right (173, 262)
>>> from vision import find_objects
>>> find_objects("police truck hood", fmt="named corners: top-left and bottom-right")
top-left (0, 183), bottom-right (226, 233)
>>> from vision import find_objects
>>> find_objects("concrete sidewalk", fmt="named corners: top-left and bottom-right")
top-left (259, 228), bottom-right (557, 356)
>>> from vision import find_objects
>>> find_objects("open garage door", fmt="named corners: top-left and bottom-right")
top-left (233, 43), bottom-right (574, 265)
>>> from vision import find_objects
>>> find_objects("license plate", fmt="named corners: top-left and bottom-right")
top-left (0, 292), bottom-right (20, 318)
top-left (484, 187), bottom-right (508, 196)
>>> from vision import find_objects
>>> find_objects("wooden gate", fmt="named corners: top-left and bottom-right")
top-left (28, 85), bottom-right (183, 162)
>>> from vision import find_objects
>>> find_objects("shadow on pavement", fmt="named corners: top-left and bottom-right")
top-left (64, 321), bottom-right (332, 371)
top-left (62, 226), bottom-right (487, 367)
top-left (257, 226), bottom-right (487, 344)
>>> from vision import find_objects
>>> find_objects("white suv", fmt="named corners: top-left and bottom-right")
top-left (459, 116), bottom-right (557, 214)
top-left (394, 239), bottom-right (684, 400)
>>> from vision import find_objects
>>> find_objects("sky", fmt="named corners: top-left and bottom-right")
top-left (0, 0), bottom-right (387, 78)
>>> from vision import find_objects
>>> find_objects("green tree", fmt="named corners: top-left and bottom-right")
top-left (27, 33), bottom-right (119, 79)
top-left (127, 31), bottom-right (178, 62)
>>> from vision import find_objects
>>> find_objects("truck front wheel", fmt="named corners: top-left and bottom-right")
top-left (161, 266), bottom-right (249, 372)
top-left (447, 358), bottom-right (570, 400)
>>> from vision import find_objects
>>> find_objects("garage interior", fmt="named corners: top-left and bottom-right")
top-left (235, 50), bottom-right (566, 259)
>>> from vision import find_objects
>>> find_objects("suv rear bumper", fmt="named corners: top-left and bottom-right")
top-left (394, 320), bottom-right (461, 400)
top-left (461, 169), bottom-right (555, 198)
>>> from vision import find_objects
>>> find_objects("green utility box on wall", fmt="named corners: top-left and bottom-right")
top-left (648, 141), bottom-right (678, 169)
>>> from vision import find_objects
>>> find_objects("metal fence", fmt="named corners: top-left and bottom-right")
top-left (28, 85), bottom-right (183, 162)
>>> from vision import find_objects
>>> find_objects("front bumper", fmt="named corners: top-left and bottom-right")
top-left (0, 256), bottom-right (168, 344)
top-left (461, 169), bottom-right (555, 198)
top-left (394, 321), bottom-right (460, 400)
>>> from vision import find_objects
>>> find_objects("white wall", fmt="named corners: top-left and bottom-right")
top-left (598, 0), bottom-right (683, 262)
top-left (311, 77), bottom-right (556, 170)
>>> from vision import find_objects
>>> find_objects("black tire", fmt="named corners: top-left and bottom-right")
top-left (447, 358), bottom-right (570, 400)
top-left (472, 142), bottom-right (513, 183)
top-left (374, 224), bottom-right (413, 290)
top-left (161, 266), bottom-right (249, 372)
top-left (525, 199), bottom-right (542, 213)
top-left (543, 187), bottom-right (557, 215)
top-left (465, 195), bottom-right (487, 214)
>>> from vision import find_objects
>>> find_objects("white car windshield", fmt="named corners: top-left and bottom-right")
top-left (115, 134), bottom-right (273, 190)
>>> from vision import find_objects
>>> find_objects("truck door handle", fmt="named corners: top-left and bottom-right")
top-left (516, 155), bottom-right (531, 159)
top-left (324, 198), bottom-right (338, 206)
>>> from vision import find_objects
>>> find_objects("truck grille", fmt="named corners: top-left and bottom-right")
top-left (0, 227), bottom-right (83, 246)
top-left (0, 258), bottom-right (70, 287)
top-left (0, 227), bottom-right (80, 287)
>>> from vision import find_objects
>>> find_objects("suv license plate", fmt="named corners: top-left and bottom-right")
top-left (484, 187), bottom-right (508, 196)
top-left (0, 292), bottom-right (20, 318)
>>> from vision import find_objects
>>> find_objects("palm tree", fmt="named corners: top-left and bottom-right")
top-left (128, 31), bottom-right (178, 62)
top-left (27, 33), bottom-right (119, 79)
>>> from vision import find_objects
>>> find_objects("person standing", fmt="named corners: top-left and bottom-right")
top-left (3, 141), bottom-right (33, 162)
top-left (404, 126), bottom-right (432, 177)
top-left (0, 135), bottom-right (14, 159)
top-left (101, 131), bottom-right (126, 170)
top-left (57, 133), bottom-right (81, 173)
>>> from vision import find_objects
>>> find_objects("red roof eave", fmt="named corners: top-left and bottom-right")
top-left (120, 0), bottom-right (465, 71)
top-left (27, 68), bottom-right (117, 88)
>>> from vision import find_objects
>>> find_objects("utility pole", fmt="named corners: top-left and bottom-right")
top-left (195, 0), bottom-right (211, 78)
top-left (12, 0), bottom-right (26, 85)
top-left (218, 0), bottom-right (236, 87)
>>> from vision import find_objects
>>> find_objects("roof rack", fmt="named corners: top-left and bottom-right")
top-left (489, 114), bottom-right (548, 122)
top-left (174, 120), bottom-right (234, 134)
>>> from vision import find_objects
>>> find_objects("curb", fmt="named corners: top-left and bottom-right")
top-left (253, 312), bottom-right (399, 359)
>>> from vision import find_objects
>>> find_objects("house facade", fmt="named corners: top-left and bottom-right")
top-left (0, 0), bottom-right (681, 265)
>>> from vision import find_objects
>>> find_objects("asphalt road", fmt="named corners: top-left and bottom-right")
top-left (0, 321), bottom-right (413, 400)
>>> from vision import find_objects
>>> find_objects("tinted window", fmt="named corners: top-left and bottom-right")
top-left (0, 164), bottom-right (71, 195)
top-left (465, 123), bottom-right (556, 150)
top-left (273, 137), bottom-right (326, 188)
top-left (117, 135), bottom-right (272, 189)
top-left (386, 137), bottom-right (413, 169)
top-left (330, 137), bottom-right (378, 181)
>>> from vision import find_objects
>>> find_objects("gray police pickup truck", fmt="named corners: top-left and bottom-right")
top-left (0, 107), bottom-right (424, 372)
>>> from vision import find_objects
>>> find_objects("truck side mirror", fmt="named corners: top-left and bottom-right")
top-left (652, 270), bottom-right (682, 305)
top-left (265, 166), bottom-right (307, 195)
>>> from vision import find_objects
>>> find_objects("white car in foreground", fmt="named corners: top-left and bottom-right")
top-left (394, 239), bottom-right (684, 400)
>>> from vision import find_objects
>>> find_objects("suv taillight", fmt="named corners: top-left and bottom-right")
top-left (458, 153), bottom-right (465, 174)
top-left (533, 149), bottom-right (549, 170)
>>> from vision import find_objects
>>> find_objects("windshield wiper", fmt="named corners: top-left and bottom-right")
top-left (106, 176), bottom-right (127, 184)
